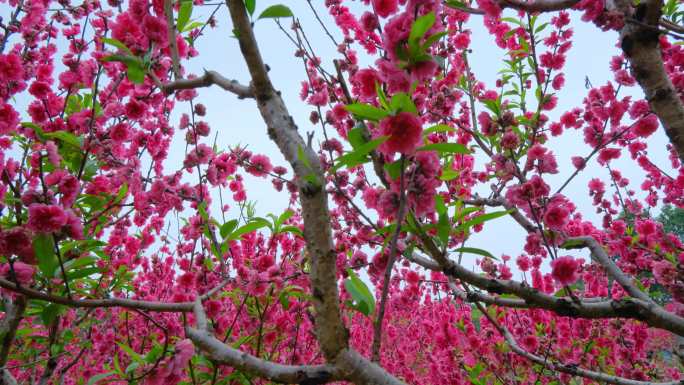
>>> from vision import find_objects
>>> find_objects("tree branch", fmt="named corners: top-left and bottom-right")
top-left (497, 0), bottom-right (580, 12)
top-left (618, 0), bottom-right (684, 162)
top-left (0, 277), bottom-right (230, 312)
top-left (225, 0), bottom-right (348, 361)
top-left (475, 299), bottom-right (684, 385)
top-left (0, 296), bottom-right (25, 385)
top-left (187, 300), bottom-right (342, 384)
top-left (187, 328), bottom-right (342, 384)
top-left (405, 250), bottom-right (684, 336)
top-left (164, 0), bottom-right (181, 79)
top-left (162, 70), bottom-right (253, 99)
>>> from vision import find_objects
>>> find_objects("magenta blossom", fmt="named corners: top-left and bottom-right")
top-left (377, 112), bottom-right (423, 156)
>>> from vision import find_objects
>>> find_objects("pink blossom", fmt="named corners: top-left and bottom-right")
top-left (27, 204), bottom-right (68, 233)
top-left (633, 115), bottom-right (658, 138)
top-left (0, 227), bottom-right (35, 264)
top-left (0, 262), bottom-right (34, 286)
top-left (372, 0), bottom-right (399, 18)
top-left (543, 204), bottom-right (569, 230)
top-left (377, 112), bottom-right (423, 155)
top-left (352, 68), bottom-right (380, 100)
top-left (247, 154), bottom-right (273, 177)
top-left (550, 256), bottom-right (581, 286)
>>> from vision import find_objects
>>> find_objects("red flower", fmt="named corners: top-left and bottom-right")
top-left (27, 204), bottom-right (68, 233)
top-left (372, 0), bottom-right (398, 18)
top-left (125, 99), bottom-right (146, 120)
top-left (0, 262), bottom-right (34, 285)
top-left (633, 115), bottom-right (658, 138)
top-left (0, 227), bottom-right (36, 264)
top-left (378, 112), bottom-right (423, 156)
top-left (550, 256), bottom-right (580, 286)
top-left (246, 154), bottom-right (273, 177)
top-left (543, 204), bottom-right (569, 230)
top-left (353, 68), bottom-right (379, 100)
top-left (360, 11), bottom-right (379, 32)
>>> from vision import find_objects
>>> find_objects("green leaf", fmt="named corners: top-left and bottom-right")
top-left (66, 267), bottom-right (102, 280)
top-left (424, 124), bottom-right (455, 135)
top-left (445, 0), bottom-right (468, 10)
top-left (220, 219), bottom-right (239, 239)
top-left (439, 169), bottom-right (459, 181)
top-left (117, 342), bottom-right (144, 363)
top-left (376, 82), bottom-right (389, 109)
top-left (421, 31), bottom-right (448, 51)
top-left (297, 145), bottom-right (312, 169)
top-left (45, 131), bottom-right (82, 149)
top-left (345, 103), bottom-right (389, 121)
top-left (126, 62), bottom-right (145, 84)
top-left (347, 126), bottom-right (367, 149)
top-left (453, 247), bottom-right (497, 260)
top-left (435, 195), bottom-right (447, 216)
top-left (177, 0), bottom-right (193, 32)
top-left (389, 93), bottom-right (418, 114)
top-left (408, 12), bottom-right (436, 56)
top-left (244, 0), bottom-right (256, 15)
top-left (103, 55), bottom-right (146, 84)
top-left (40, 303), bottom-right (63, 325)
top-left (344, 269), bottom-right (375, 316)
top-left (331, 136), bottom-right (388, 172)
top-left (560, 238), bottom-right (585, 249)
top-left (33, 234), bottom-right (58, 278)
top-left (417, 142), bottom-right (469, 154)
top-left (125, 362), bottom-right (140, 375)
top-left (454, 210), bottom-right (512, 234)
top-left (438, 212), bottom-right (450, 245)
top-left (277, 209), bottom-right (294, 226)
top-left (278, 286), bottom-right (307, 310)
top-left (280, 225), bottom-right (303, 237)
top-left (226, 218), bottom-right (269, 241)
top-left (144, 343), bottom-right (164, 364)
top-left (181, 21), bottom-right (205, 32)
top-left (258, 4), bottom-right (293, 19)
top-left (60, 256), bottom-right (97, 273)
top-left (383, 159), bottom-right (404, 180)
top-left (86, 371), bottom-right (116, 385)
top-left (115, 183), bottom-right (128, 204)
top-left (101, 37), bottom-right (133, 55)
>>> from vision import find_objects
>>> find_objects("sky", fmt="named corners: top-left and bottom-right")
top-left (0, 0), bottom-right (675, 278)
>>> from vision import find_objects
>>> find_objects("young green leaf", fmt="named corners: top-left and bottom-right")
top-left (244, 0), bottom-right (256, 15)
top-left (33, 234), bottom-right (58, 278)
top-left (383, 159), bottom-right (404, 180)
top-left (408, 12), bottom-right (436, 56)
top-left (101, 37), bottom-right (133, 56)
top-left (424, 124), bottom-right (455, 135)
top-left (258, 4), bottom-right (293, 19)
top-left (177, 0), bottom-right (193, 32)
top-left (220, 219), bottom-right (239, 239)
top-left (453, 247), bottom-right (498, 260)
top-left (418, 142), bottom-right (469, 154)
top-left (345, 103), bottom-right (389, 121)
top-left (331, 136), bottom-right (388, 172)
top-left (454, 210), bottom-right (512, 234)
top-left (347, 126), bottom-right (367, 149)
top-left (389, 92), bottom-right (418, 114)
top-left (226, 218), bottom-right (270, 241)
top-left (87, 372), bottom-right (116, 385)
top-left (344, 269), bottom-right (375, 316)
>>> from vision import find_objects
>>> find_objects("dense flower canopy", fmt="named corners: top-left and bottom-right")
top-left (0, 0), bottom-right (683, 384)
